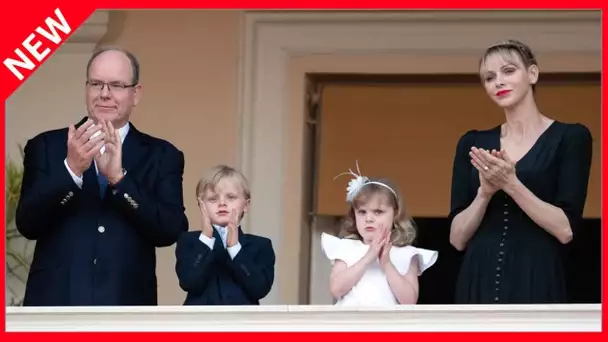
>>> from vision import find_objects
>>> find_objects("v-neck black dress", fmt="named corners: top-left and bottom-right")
top-left (449, 121), bottom-right (593, 304)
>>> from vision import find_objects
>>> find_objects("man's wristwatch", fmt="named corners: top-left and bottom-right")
top-left (109, 168), bottom-right (127, 185)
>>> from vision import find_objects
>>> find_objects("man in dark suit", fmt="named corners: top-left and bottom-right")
top-left (16, 46), bottom-right (189, 306)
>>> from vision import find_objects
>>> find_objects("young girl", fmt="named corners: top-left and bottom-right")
top-left (322, 162), bottom-right (438, 306)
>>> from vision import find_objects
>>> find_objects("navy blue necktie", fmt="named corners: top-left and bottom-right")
top-left (98, 172), bottom-right (108, 197)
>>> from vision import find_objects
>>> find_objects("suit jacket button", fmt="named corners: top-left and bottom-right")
top-left (98, 226), bottom-right (105, 233)
top-left (124, 193), bottom-right (129, 199)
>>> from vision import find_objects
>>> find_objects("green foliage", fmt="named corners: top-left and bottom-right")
top-left (6, 145), bottom-right (23, 234)
top-left (5, 144), bottom-right (30, 306)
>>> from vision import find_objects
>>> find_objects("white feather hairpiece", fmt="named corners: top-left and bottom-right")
top-left (333, 160), bottom-right (397, 202)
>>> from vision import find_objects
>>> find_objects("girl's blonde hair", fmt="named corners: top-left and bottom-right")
top-left (339, 178), bottom-right (417, 247)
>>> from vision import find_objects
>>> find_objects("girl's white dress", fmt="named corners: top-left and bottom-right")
top-left (321, 232), bottom-right (438, 306)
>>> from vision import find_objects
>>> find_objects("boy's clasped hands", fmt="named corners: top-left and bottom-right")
top-left (198, 199), bottom-right (240, 247)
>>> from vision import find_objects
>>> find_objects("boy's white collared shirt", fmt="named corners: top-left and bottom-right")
top-left (198, 224), bottom-right (242, 259)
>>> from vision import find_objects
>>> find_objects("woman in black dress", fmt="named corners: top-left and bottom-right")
top-left (448, 40), bottom-right (593, 304)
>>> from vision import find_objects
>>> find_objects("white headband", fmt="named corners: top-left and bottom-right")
top-left (334, 160), bottom-right (398, 203)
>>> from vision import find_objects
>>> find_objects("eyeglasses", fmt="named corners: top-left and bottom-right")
top-left (86, 80), bottom-right (137, 93)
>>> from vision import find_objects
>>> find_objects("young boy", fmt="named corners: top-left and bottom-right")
top-left (175, 165), bottom-right (275, 305)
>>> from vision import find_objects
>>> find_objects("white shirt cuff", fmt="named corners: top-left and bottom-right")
top-left (227, 243), bottom-right (242, 259)
top-left (64, 159), bottom-right (83, 189)
top-left (198, 232), bottom-right (215, 250)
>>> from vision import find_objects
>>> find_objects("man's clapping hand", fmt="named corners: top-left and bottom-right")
top-left (95, 120), bottom-right (124, 184)
top-left (66, 119), bottom-right (105, 177)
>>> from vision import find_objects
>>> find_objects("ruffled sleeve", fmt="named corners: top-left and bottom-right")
top-left (390, 246), bottom-right (438, 276)
top-left (321, 233), bottom-right (367, 267)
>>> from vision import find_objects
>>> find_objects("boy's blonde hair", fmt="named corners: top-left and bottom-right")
top-left (195, 165), bottom-right (251, 201)
top-left (339, 178), bottom-right (417, 247)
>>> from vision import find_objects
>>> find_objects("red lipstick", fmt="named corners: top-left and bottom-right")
top-left (496, 90), bottom-right (511, 97)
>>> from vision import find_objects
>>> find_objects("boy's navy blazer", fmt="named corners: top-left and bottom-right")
top-left (175, 228), bottom-right (275, 305)
top-left (15, 117), bottom-right (189, 306)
